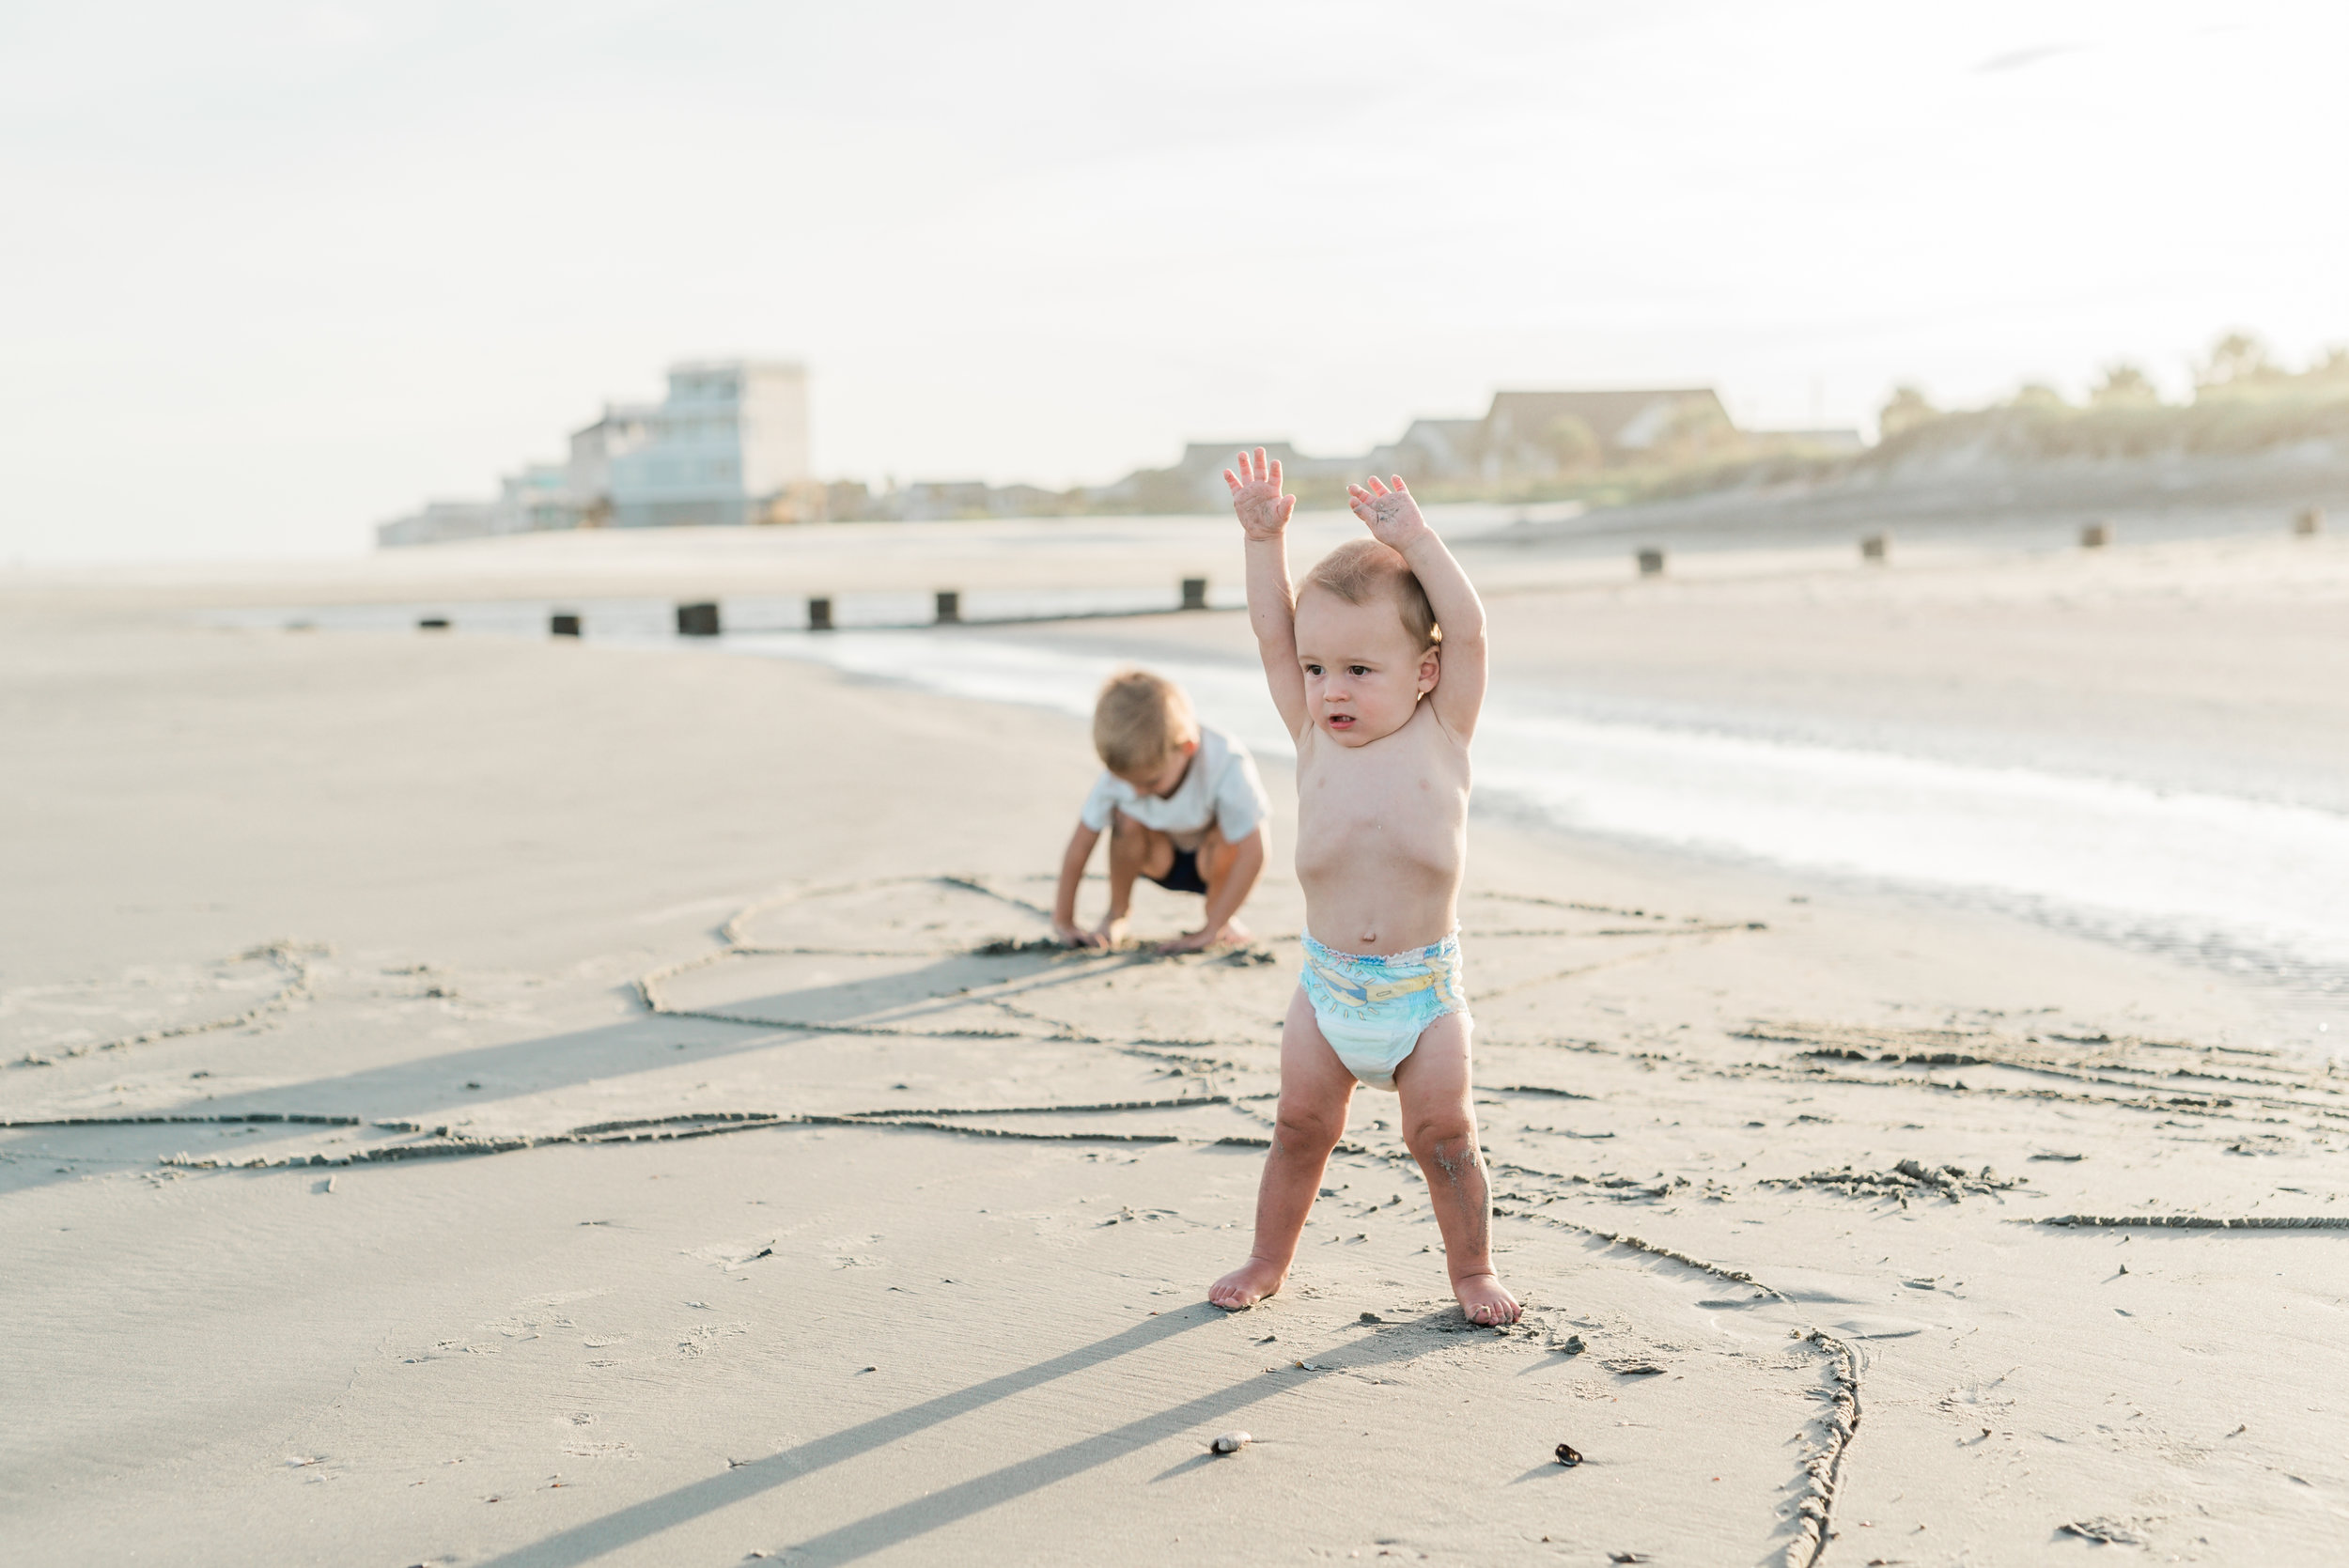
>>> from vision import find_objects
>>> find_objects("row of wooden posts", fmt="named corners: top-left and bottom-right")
top-left (428, 509), bottom-right (2332, 632)
top-left (1631, 505), bottom-right (2326, 577)
top-left (525, 576), bottom-right (1218, 638)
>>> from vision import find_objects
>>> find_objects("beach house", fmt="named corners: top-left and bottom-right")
top-left (375, 359), bottom-right (812, 546)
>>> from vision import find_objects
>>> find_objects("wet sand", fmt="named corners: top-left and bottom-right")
top-left (5, 521), bottom-right (2347, 1565)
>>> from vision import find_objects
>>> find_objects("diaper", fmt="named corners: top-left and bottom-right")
top-left (1299, 930), bottom-right (1469, 1091)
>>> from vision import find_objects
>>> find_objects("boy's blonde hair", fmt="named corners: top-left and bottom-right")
top-left (1300, 538), bottom-right (1439, 649)
top-left (1094, 668), bottom-right (1198, 778)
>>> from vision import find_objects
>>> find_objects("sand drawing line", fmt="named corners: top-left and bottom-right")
top-left (0, 1111), bottom-right (364, 1128)
top-left (1783, 1330), bottom-right (1863, 1568)
top-left (146, 1090), bottom-right (1288, 1170)
top-left (583, 1094), bottom-right (1280, 1130)
top-left (1322, 1129), bottom-right (1861, 1560)
top-left (1761, 1159), bottom-right (2024, 1204)
top-left (1473, 889), bottom-right (1768, 929)
top-left (10, 941), bottom-right (322, 1067)
top-left (2030, 1213), bottom-right (2349, 1230)
top-left (1473, 941), bottom-right (1720, 1003)
top-left (1742, 1019), bottom-right (2344, 1115)
top-left (640, 876), bottom-right (1766, 1066)
top-left (1476, 924), bottom-right (1761, 939)
top-left (1724, 1058), bottom-right (2274, 1125)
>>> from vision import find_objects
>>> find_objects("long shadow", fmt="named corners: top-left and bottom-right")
top-left (0, 1006), bottom-right (822, 1203)
top-left (688, 941), bottom-right (1249, 1032)
top-left (476, 1305), bottom-right (1212, 1568)
top-left (676, 949), bottom-right (1072, 1028)
top-left (481, 1308), bottom-right (1469, 1568)
top-left (0, 943), bottom-right (1198, 1202)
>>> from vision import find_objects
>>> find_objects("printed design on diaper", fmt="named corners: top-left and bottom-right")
top-left (1299, 933), bottom-right (1467, 1025)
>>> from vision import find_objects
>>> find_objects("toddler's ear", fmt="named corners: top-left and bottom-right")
top-left (1418, 645), bottom-right (1441, 693)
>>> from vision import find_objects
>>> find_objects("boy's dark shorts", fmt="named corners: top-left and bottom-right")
top-left (1149, 847), bottom-right (1209, 895)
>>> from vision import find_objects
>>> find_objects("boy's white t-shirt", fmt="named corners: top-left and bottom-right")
top-left (1080, 725), bottom-right (1270, 843)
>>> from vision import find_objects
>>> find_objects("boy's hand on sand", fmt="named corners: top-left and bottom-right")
top-left (1224, 448), bottom-right (1296, 540)
top-left (1346, 474), bottom-right (1431, 551)
top-left (1155, 915), bottom-right (1247, 956)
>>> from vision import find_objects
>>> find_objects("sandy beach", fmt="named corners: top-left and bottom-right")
top-left (6, 514), bottom-right (2347, 1565)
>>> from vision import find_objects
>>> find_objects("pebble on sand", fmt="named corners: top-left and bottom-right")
top-left (1210, 1432), bottom-right (1252, 1455)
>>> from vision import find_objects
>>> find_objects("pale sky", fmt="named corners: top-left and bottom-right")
top-left (5, 0), bottom-right (2346, 561)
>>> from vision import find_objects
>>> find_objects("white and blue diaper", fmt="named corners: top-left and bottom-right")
top-left (1299, 930), bottom-right (1470, 1091)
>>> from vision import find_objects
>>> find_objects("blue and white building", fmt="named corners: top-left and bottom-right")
top-left (376, 358), bottom-right (812, 547)
top-left (604, 361), bottom-right (810, 528)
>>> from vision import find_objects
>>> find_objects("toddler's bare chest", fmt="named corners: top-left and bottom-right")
top-left (1295, 733), bottom-right (1469, 849)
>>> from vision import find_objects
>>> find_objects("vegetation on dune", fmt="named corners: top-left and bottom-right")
top-left (1549, 333), bottom-right (2349, 512)
top-left (1863, 334), bottom-right (2349, 467)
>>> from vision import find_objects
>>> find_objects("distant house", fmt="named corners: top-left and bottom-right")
top-left (986, 483), bottom-right (1073, 517)
top-left (373, 460), bottom-right (574, 549)
top-left (1372, 418), bottom-right (1486, 479)
top-left (377, 358), bottom-right (812, 548)
top-left (891, 481), bottom-right (996, 521)
top-left (607, 361), bottom-right (811, 528)
top-left (374, 499), bottom-right (503, 549)
top-left (1476, 389), bottom-right (1733, 476)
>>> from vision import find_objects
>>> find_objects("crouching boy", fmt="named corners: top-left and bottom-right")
top-left (1051, 669), bottom-right (1270, 955)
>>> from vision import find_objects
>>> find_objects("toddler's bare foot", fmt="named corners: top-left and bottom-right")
top-left (1208, 1255), bottom-right (1286, 1310)
top-left (1093, 916), bottom-right (1129, 949)
top-left (1454, 1271), bottom-right (1520, 1326)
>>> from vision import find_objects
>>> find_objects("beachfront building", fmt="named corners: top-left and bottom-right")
top-left (375, 358), bottom-right (812, 547)
top-left (606, 360), bottom-right (811, 528)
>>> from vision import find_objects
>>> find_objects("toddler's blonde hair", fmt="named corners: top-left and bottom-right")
top-left (1301, 538), bottom-right (1439, 649)
top-left (1094, 668), bottom-right (1198, 778)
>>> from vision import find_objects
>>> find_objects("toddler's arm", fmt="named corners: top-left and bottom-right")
top-left (1224, 449), bottom-right (1310, 737)
top-left (1050, 821), bottom-right (1106, 947)
top-left (1346, 476), bottom-right (1488, 741)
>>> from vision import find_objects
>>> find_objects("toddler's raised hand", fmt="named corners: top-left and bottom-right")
top-left (1224, 448), bottom-right (1295, 540)
top-left (1347, 475), bottom-right (1430, 551)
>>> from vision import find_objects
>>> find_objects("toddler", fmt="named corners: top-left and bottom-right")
top-left (1207, 450), bottom-right (1518, 1326)
top-left (1051, 669), bottom-right (1269, 955)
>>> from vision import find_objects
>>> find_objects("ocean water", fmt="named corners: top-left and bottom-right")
top-left (199, 600), bottom-right (2349, 1009)
top-left (724, 627), bottom-right (2349, 1003)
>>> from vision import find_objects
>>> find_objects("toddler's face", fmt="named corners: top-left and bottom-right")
top-left (1293, 588), bottom-right (1437, 748)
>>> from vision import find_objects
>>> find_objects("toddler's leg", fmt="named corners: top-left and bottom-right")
top-left (1209, 986), bottom-right (1355, 1309)
top-left (1194, 827), bottom-right (1252, 940)
top-left (1392, 1014), bottom-right (1520, 1325)
top-left (1102, 810), bottom-right (1171, 941)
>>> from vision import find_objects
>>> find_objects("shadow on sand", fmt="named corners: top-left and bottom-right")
top-left (477, 1304), bottom-right (1470, 1568)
